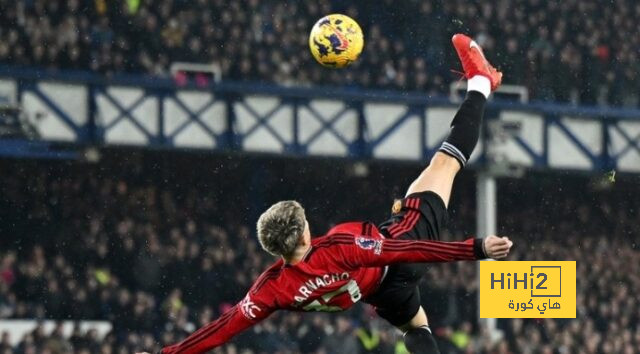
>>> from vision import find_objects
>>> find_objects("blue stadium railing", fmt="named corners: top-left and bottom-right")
top-left (0, 67), bottom-right (638, 173)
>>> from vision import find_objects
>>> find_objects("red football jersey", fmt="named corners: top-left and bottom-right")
top-left (161, 222), bottom-right (483, 354)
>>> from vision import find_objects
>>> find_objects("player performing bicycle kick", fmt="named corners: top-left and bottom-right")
top-left (141, 33), bottom-right (511, 354)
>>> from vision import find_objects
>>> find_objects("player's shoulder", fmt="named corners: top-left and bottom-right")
top-left (250, 259), bottom-right (285, 294)
top-left (311, 221), bottom-right (381, 249)
top-left (310, 221), bottom-right (363, 247)
top-left (325, 221), bottom-right (376, 237)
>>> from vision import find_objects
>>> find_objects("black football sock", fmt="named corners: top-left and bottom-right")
top-left (403, 325), bottom-right (440, 354)
top-left (438, 90), bottom-right (486, 168)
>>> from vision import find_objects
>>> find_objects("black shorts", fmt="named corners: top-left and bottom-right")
top-left (363, 191), bottom-right (448, 327)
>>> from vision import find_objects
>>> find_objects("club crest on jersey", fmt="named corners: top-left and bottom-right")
top-left (240, 295), bottom-right (261, 320)
top-left (356, 237), bottom-right (382, 255)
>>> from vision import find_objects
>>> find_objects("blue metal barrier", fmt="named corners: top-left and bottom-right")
top-left (0, 67), bottom-right (638, 172)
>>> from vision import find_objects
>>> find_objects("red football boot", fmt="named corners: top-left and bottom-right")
top-left (452, 34), bottom-right (503, 91)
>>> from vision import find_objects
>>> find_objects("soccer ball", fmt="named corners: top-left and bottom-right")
top-left (309, 14), bottom-right (364, 68)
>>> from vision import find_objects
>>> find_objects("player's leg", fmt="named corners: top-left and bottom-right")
top-left (367, 284), bottom-right (439, 353)
top-left (405, 82), bottom-right (488, 206)
top-left (405, 34), bottom-right (502, 207)
top-left (405, 152), bottom-right (460, 208)
top-left (405, 86), bottom-right (488, 206)
top-left (370, 289), bottom-right (439, 354)
top-left (380, 34), bottom-right (502, 241)
top-left (400, 307), bottom-right (440, 354)
top-left (372, 35), bottom-right (503, 354)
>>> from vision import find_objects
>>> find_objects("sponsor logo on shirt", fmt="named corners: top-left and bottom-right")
top-left (355, 237), bottom-right (382, 255)
top-left (240, 295), bottom-right (261, 320)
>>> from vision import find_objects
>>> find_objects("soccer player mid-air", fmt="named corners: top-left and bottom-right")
top-left (141, 34), bottom-right (510, 354)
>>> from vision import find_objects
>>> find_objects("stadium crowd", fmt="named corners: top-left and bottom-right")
top-left (1, 0), bottom-right (639, 106)
top-left (0, 153), bottom-right (638, 353)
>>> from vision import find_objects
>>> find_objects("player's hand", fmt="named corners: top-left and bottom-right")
top-left (483, 235), bottom-right (513, 259)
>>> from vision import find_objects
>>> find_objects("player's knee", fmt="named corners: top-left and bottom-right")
top-left (406, 153), bottom-right (459, 200)
top-left (403, 326), bottom-right (440, 354)
top-left (429, 152), bottom-right (460, 171)
top-left (407, 306), bottom-right (428, 329)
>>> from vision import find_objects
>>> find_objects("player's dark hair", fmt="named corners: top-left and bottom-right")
top-left (256, 200), bottom-right (306, 257)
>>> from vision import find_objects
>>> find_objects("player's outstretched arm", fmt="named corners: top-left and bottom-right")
top-left (154, 299), bottom-right (272, 354)
top-left (483, 235), bottom-right (513, 259)
top-left (344, 234), bottom-right (512, 268)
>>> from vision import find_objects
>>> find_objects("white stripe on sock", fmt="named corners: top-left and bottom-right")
top-left (440, 142), bottom-right (467, 165)
top-left (419, 325), bottom-right (432, 334)
top-left (467, 75), bottom-right (491, 98)
top-left (439, 146), bottom-right (466, 166)
top-left (442, 142), bottom-right (467, 163)
top-left (403, 325), bottom-right (432, 337)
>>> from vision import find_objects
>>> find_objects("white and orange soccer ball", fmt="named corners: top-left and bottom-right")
top-left (309, 14), bottom-right (364, 68)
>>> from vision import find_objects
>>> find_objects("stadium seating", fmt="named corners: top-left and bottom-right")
top-left (1, 0), bottom-right (639, 106)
